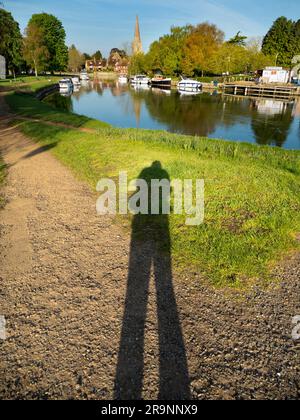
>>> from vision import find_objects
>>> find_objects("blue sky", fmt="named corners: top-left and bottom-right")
top-left (4, 0), bottom-right (300, 57)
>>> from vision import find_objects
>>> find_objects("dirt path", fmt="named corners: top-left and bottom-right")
top-left (0, 98), bottom-right (299, 400)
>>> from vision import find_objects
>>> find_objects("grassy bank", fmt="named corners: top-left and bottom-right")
top-left (0, 76), bottom-right (63, 93)
top-left (4, 85), bottom-right (300, 286)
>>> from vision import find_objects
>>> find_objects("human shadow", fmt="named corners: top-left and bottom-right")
top-left (114, 161), bottom-right (191, 400)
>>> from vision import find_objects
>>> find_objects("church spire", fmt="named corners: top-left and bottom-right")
top-left (132, 15), bottom-right (143, 55)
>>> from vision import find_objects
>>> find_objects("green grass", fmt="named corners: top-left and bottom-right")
top-left (6, 89), bottom-right (300, 287)
top-left (0, 76), bottom-right (63, 93)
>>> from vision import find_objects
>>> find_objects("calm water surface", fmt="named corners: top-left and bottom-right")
top-left (47, 80), bottom-right (300, 150)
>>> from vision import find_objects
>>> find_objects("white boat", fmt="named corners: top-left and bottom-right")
top-left (178, 77), bottom-right (202, 92)
top-left (130, 75), bottom-right (150, 85)
top-left (71, 76), bottom-right (81, 86)
top-left (59, 78), bottom-right (73, 90)
top-left (80, 71), bottom-right (89, 81)
top-left (118, 75), bottom-right (128, 84)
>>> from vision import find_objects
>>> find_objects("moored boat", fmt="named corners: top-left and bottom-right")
top-left (178, 77), bottom-right (202, 92)
top-left (71, 76), bottom-right (81, 86)
top-left (130, 75), bottom-right (150, 85)
top-left (80, 70), bottom-right (90, 81)
top-left (118, 75), bottom-right (128, 84)
top-left (151, 76), bottom-right (172, 88)
top-left (59, 78), bottom-right (73, 90)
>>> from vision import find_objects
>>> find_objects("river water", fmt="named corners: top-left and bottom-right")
top-left (46, 80), bottom-right (300, 150)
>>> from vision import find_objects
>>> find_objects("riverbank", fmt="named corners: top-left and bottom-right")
top-left (2, 79), bottom-right (300, 287)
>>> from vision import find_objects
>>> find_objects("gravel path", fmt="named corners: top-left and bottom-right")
top-left (0, 97), bottom-right (299, 400)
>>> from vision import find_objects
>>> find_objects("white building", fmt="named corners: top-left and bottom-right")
top-left (0, 55), bottom-right (6, 80)
top-left (262, 67), bottom-right (290, 84)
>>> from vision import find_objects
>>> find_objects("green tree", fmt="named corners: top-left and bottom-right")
top-left (83, 53), bottom-right (91, 60)
top-left (128, 53), bottom-right (147, 75)
top-left (262, 17), bottom-right (295, 67)
top-left (146, 26), bottom-right (191, 76)
top-left (209, 43), bottom-right (248, 74)
top-left (293, 20), bottom-right (300, 54)
top-left (0, 8), bottom-right (22, 76)
top-left (23, 23), bottom-right (49, 77)
top-left (246, 39), bottom-right (273, 72)
top-left (228, 31), bottom-right (247, 47)
top-left (68, 44), bottom-right (84, 72)
top-left (92, 50), bottom-right (102, 60)
top-left (28, 13), bottom-right (68, 72)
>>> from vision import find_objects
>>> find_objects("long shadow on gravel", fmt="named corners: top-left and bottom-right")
top-left (114, 161), bottom-right (191, 400)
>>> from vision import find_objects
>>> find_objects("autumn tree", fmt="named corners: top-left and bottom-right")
top-left (28, 13), bottom-right (68, 72)
top-left (68, 44), bottom-right (84, 72)
top-left (23, 23), bottom-right (49, 77)
top-left (181, 23), bottom-right (224, 76)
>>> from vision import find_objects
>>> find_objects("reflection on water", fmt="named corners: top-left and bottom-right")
top-left (45, 81), bottom-right (300, 150)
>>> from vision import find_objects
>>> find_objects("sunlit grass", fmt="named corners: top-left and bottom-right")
top-left (16, 123), bottom-right (300, 286)
top-left (0, 76), bottom-right (62, 93)
top-left (4, 88), bottom-right (300, 286)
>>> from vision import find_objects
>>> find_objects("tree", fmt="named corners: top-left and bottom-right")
top-left (228, 31), bottom-right (247, 47)
top-left (181, 23), bottom-right (224, 76)
top-left (146, 25), bottom-right (192, 76)
top-left (83, 53), bottom-right (91, 60)
top-left (293, 20), bottom-right (300, 55)
top-left (245, 39), bottom-right (273, 72)
top-left (262, 17), bottom-right (295, 67)
top-left (28, 13), bottom-right (68, 72)
top-left (0, 8), bottom-right (22, 76)
top-left (68, 44), bottom-right (84, 72)
top-left (128, 53), bottom-right (147, 75)
top-left (108, 48), bottom-right (127, 69)
top-left (92, 50), bottom-right (102, 61)
top-left (121, 42), bottom-right (133, 57)
top-left (23, 24), bottom-right (49, 77)
top-left (209, 43), bottom-right (248, 74)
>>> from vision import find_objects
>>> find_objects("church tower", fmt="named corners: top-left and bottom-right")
top-left (132, 16), bottom-right (143, 55)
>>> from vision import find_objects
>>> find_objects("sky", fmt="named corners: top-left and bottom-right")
top-left (4, 0), bottom-right (300, 57)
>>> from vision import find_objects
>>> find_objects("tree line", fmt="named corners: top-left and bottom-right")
top-left (0, 7), bottom-right (107, 76)
top-left (1, 6), bottom-right (299, 78)
top-left (130, 18), bottom-right (300, 77)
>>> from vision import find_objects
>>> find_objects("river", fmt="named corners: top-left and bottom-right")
top-left (45, 80), bottom-right (300, 150)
